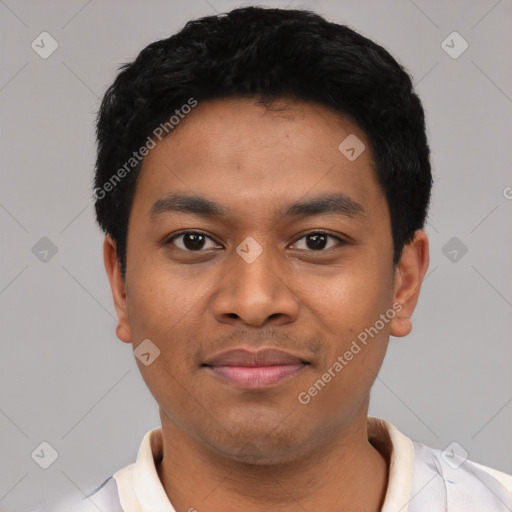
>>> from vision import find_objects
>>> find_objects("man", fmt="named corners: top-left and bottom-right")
top-left (42, 5), bottom-right (511, 512)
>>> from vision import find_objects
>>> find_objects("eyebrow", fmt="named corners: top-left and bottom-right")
top-left (282, 193), bottom-right (365, 218)
top-left (149, 192), bottom-right (366, 221)
top-left (149, 193), bottom-right (228, 220)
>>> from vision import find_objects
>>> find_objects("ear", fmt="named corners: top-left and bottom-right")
top-left (389, 230), bottom-right (429, 338)
top-left (103, 234), bottom-right (132, 344)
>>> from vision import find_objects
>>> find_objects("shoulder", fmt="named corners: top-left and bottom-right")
top-left (410, 440), bottom-right (512, 511)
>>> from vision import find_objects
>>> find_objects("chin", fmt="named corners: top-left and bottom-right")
top-left (202, 415), bottom-right (312, 466)
top-left (213, 439), bottom-right (305, 466)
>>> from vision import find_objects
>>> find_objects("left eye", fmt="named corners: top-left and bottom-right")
top-left (290, 232), bottom-right (342, 251)
top-left (167, 232), bottom-right (221, 251)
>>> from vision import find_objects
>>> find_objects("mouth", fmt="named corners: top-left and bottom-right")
top-left (201, 348), bottom-right (310, 390)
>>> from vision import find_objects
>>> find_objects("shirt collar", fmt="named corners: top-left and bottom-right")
top-left (114, 416), bottom-right (415, 511)
top-left (368, 416), bottom-right (415, 512)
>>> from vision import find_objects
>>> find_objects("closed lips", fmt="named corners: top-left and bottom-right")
top-left (202, 348), bottom-right (309, 367)
top-left (202, 348), bottom-right (310, 389)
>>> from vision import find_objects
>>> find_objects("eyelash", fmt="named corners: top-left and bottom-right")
top-left (164, 230), bottom-right (346, 252)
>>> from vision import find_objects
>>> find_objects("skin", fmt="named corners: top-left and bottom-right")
top-left (104, 97), bottom-right (429, 512)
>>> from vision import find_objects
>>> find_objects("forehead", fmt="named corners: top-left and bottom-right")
top-left (132, 97), bottom-right (385, 221)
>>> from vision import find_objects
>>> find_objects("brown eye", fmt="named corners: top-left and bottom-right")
top-left (167, 232), bottom-right (221, 251)
top-left (305, 233), bottom-right (328, 250)
top-left (291, 232), bottom-right (343, 251)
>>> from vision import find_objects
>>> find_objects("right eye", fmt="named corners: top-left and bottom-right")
top-left (165, 231), bottom-right (222, 251)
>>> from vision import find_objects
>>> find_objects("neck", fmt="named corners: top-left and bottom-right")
top-left (155, 410), bottom-right (389, 512)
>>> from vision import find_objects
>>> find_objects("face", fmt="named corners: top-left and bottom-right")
top-left (105, 97), bottom-right (427, 464)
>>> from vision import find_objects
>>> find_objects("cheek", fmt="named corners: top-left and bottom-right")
top-left (127, 283), bottom-right (198, 412)
top-left (125, 268), bottom-right (209, 370)
top-left (300, 293), bottom-right (390, 421)
top-left (300, 260), bottom-right (393, 392)
top-left (307, 262), bottom-right (392, 332)
top-left (126, 265), bottom-right (209, 337)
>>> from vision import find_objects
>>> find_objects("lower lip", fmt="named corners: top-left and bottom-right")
top-left (207, 364), bottom-right (305, 389)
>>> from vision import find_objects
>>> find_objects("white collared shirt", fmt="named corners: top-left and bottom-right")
top-left (38, 417), bottom-right (512, 511)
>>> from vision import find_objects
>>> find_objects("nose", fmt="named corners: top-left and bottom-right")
top-left (211, 242), bottom-right (300, 328)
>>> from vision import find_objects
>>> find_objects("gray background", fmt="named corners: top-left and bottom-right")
top-left (1, 0), bottom-right (511, 510)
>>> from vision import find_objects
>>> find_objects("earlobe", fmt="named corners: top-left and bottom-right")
top-left (103, 235), bottom-right (132, 344)
top-left (389, 230), bottom-right (429, 338)
top-left (116, 323), bottom-right (132, 344)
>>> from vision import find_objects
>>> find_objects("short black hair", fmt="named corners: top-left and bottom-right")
top-left (94, 6), bottom-right (432, 277)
